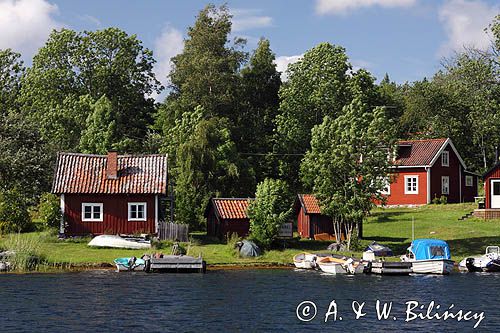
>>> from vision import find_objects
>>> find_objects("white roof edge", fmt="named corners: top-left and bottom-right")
top-left (429, 138), bottom-right (467, 169)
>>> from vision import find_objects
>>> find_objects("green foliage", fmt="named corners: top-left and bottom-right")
top-left (0, 188), bottom-right (33, 234)
top-left (175, 116), bottom-right (247, 229)
top-left (37, 193), bottom-right (61, 230)
top-left (0, 49), bottom-right (24, 112)
top-left (226, 232), bottom-right (241, 256)
top-left (2, 233), bottom-right (45, 271)
top-left (301, 98), bottom-right (396, 249)
top-left (20, 27), bottom-right (161, 154)
top-left (275, 42), bottom-right (382, 191)
top-left (248, 178), bottom-right (293, 249)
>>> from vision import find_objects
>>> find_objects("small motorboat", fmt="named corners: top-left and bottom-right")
top-left (114, 257), bottom-right (146, 271)
top-left (458, 246), bottom-right (500, 272)
top-left (400, 239), bottom-right (454, 275)
top-left (293, 252), bottom-right (318, 269)
top-left (88, 235), bottom-right (151, 249)
top-left (316, 256), bottom-right (364, 275)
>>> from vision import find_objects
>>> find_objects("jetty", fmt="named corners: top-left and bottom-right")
top-left (146, 255), bottom-right (206, 273)
top-left (369, 261), bottom-right (412, 275)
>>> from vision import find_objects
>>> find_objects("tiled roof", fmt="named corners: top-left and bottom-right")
top-left (211, 198), bottom-right (252, 220)
top-left (394, 138), bottom-right (447, 167)
top-left (52, 152), bottom-right (168, 194)
top-left (298, 194), bottom-right (322, 214)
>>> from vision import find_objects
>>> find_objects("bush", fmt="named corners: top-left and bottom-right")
top-left (0, 188), bottom-right (33, 234)
top-left (3, 234), bottom-right (46, 271)
top-left (247, 179), bottom-right (293, 249)
top-left (226, 232), bottom-right (241, 256)
top-left (38, 193), bottom-right (61, 230)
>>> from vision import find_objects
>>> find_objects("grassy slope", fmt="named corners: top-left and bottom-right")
top-left (2, 203), bottom-right (500, 266)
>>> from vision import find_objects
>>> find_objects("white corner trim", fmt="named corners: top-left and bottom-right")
top-left (154, 195), bottom-right (159, 232)
top-left (426, 168), bottom-right (431, 204)
top-left (60, 194), bottom-right (65, 234)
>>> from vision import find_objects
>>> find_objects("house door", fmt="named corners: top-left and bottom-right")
top-left (491, 180), bottom-right (500, 208)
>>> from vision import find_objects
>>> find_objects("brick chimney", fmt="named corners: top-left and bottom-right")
top-left (106, 151), bottom-right (118, 179)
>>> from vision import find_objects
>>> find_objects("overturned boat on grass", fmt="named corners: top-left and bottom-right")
top-left (88, 235), bottom-right (151, 250)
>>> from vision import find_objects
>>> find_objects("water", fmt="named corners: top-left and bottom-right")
top-left (0, 269), bottom-right (499, 332)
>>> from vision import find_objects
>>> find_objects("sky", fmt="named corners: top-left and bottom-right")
top-left (0, 0), bottom-right (498, 97)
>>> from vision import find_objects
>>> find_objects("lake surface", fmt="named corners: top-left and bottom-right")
top-left (0, 269), bottom-right (499, 332)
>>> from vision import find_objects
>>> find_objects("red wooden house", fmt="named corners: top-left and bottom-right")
top-left (473, 164), bottom-right (500, 219)
top-left (294, 194), bottom-right (335, 239)
top-left (52, 151), bottom-right (168, 236)
top-left (205, 198), bottom-right (253, 238)
top-left (383, 138), bottom-right (479, 206)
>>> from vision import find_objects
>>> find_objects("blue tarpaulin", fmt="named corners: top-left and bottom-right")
top-left (410, 239), bottom-right (451, 260)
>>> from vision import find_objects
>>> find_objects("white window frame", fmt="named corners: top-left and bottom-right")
top-left (82, 203), bottom-right (103, 222)
top-left (441, 176), bottom-right (449, 195)
top-left (465, 175), bottom-right (473, 187)
top-left (404, 175), bottom-right (419, 194)
top-left (441, 151), bottom-right (449, 167)
top-left (128, 202), bottom-right (147, 221)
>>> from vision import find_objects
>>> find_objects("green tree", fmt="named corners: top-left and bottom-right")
top-left (0, 49), bottom-right (24, 113)
top-left (175, 116), bottom-right (246, 229)
top-left (238, 39), bottom-right (281, 184)
top-left (37, 193), bottom-right (61, 230)
top-left (20, 27), bottom-right (162, 154)
top-left (0, 187), bottom-right (32, 234)
top-left (275, 42), bottom-right (381, 191)
top-left (301, 98), bottom-right (396, 249)
top-left (247, 178), bottom-right (292, 249)
top-left (157, 4), bottom-right (247, 162)
top-left (79, 95), bottom-right (120, 154)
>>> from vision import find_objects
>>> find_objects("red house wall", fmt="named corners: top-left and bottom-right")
top-left (206, 208), bottom-right (249, 238)
top-left (387, 168), bottom-right (428, 205)
top-left (296, 207), bottom-right (334, 239)
top-left (64, 194), bottom-right (156, 235)
top-left (430, 146), bottom-right (461, 203)
top-left (297, 207), bottom-right (310, 238)
top-left (485, 166), bottom-right (500, 209)
top-left (462, 173), bottom-right (479, 203)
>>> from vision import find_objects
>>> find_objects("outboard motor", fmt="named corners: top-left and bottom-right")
top-left (465, 258), bottom-right (477, 272)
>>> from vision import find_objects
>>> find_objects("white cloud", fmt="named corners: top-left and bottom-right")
top-left (153, 25), bottom-right (184, 100)
top-left (231, 9), bottom-right (272, 32)
top-left (438, 0), bottom-right (498, 56)
top-left (0, 0), bottom-right (62, 59)
top-left (79, 14), bottom-right (101, 27)
top-left (274, 54), bottom-right (303, 81)
top-left (315, 0), bottom-right (417, 15)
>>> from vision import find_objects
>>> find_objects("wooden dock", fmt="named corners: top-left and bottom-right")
top-left (369, 261), bottom-right (412, 275)
top-left (146, 255), bottom-right (206, 273)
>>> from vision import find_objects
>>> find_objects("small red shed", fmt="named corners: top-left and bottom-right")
top-left (294, 194), bottom-right (334, 239)
top-left (474, 163), bottom-right (500, 218)
top-left (205, 198), bottom-right (253, 238)
top-left (52, 151), bottom-right (168, 236)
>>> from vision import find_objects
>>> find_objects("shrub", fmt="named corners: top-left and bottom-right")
top-left (0, 188), bottom-right (33, 234)
top-left (3, 234), bottom-right (46, 271)
top-left (226, 232), bottom-right (241, 256)
top-left (247, 179), bottom-right (293, 249)
top-left (38, 193), bottom-right (61, 230)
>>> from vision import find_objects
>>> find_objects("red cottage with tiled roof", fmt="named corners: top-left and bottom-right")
top-left (384, 138), bottom-right (478, 206)
top-left (205, 198), bottom-right (253, 238)
top-left (294, 194), bottom-right (334, 239)
top-left (52, 151), bottom-right (168, 236)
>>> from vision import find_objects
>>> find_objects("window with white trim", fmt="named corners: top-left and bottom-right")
top-left (441, 176), bottom-right (449, 195)
top-left (404, 176), bottom-right (418, 194)
top-left (465, 175), bottom-right (473, 187)
top-left (441, 151), bottom-right (449, 167)
top-left (82, 203), bottom-right (103, 222)
top-left (128, 202), bottom-right (147, 221)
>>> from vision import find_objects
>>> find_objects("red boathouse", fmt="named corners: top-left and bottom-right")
top-left (473, 164), bottom-right (500, 219)
top-left (205, 198), bottom-right (253, 238)
top-left (52, 151), bottom-right (168, 236)
top-left (294, 194), bottom-right (335, 239)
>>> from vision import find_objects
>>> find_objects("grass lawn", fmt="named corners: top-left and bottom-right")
top-left (1, 203), bottom-right (500, 268)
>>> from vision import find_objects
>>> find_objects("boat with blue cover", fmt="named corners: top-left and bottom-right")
top-left (400, 239), bottom-right (454, 275)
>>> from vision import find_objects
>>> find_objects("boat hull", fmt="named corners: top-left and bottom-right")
top-left (88, 235), bottom-right (151, 249)
top-left (411, 259), bottom-right (454, 275)
top-left (317, 262), bottom-right (365, 275)
top-left (114, 258), bottom-right (146, 272)
top-left (293, 253), bottom-right (317, 269)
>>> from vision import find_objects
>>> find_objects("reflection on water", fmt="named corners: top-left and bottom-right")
top-left (0, 269), bottom-right (499, 332)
